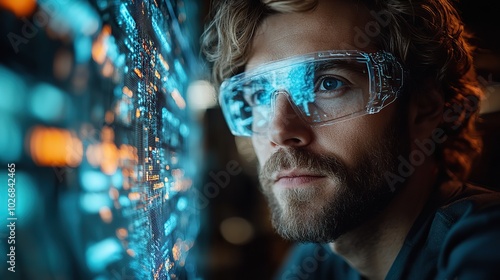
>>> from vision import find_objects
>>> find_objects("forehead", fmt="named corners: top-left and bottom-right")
top-left (246, 0), bottom-right (375, 71)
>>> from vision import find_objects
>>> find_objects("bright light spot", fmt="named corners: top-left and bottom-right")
top-left (176, 196), bottom-right (188, 211)
top-left (133, 68), bottom-right (143, 78)
top-left (81, 170), bottom-right (109, 192)
top-left (102, 60), bottom-right (114, 77)
top-left (480, 84), bottom-right (500, 114)
top-left (234, 137), bottom-right (256, 163)
top-left (30, 83), bottom-right (66, 122)
top-left (126, 249), bottom-right (136, 257)
top-left (92, 25), bottom-right (111, 64)
top-left (80, 193), bottom-right (111, 213)
top-left (29, 126), bottom-right (83, 167)
top-left (86, 238), bottom-right (122, 272)
top-left (122, 86), bottom-right (133, 97)
top-left (116, 228), bottom-right (128, 239)
top-left (0, 0), bottom-right (36, 17)
top-left (128, 192), bottom-right (140, 201)
top-left (220, 217), bottom-right (254, 245)
top-left (187, 80), bottom-right (217, 111)
top-left (119, 195), bottom-right (131, 207)
top-left (105, 111), bottom-right (114, 124)
top-left (111, 172), bottom-right (123, 189)
top-left (158, 53), bottom-right (169, 70)
top-left (99, 206), bottom-right (113, 223)
top-left (164, 214), bottom-right (178, 236)
top-left (74, 35), bottom-right (92, 64)
top-left (171, 88), bottom-right (186, 109)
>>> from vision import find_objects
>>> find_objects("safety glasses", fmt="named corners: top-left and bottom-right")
top-left (219, 50), bottom-right (404, 137)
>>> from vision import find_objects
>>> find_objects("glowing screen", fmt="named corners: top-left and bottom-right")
top-left (0, 0), bottom-right (200, 279)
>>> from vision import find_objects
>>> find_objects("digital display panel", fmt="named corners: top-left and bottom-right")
top-left (0, 0), bottom-right (201, 279)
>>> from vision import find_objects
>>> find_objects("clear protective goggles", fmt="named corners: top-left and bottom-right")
top-left (219, 50), bottom-right (405, 137)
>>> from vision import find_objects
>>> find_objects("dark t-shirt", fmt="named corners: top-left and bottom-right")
top-left (275, 182), bottom-right (500, 280)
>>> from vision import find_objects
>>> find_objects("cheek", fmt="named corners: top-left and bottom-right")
top-left (315, 123), bottom-right (370, 167)
top-left (315, 108), bottom-right (399, 167)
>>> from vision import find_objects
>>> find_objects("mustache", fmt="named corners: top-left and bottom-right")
top-left (259, 148), bottom-right (348, 183)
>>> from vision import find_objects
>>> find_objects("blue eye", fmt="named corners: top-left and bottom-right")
top-left (319, 77), bottom-right (345, 91)
top-left (252, 90), bottom-right (271, 105)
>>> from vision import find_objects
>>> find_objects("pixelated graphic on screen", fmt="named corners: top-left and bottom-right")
top-left (0, 0), bottom-right (201, 279)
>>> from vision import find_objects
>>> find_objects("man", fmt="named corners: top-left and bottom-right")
top-left (202, 0), bottom-right (500, 279)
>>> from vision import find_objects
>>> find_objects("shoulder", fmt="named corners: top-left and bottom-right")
top-left (274, 243), bottom-right (360, 280)
top-left (435, 182), bottom-right (500, 279)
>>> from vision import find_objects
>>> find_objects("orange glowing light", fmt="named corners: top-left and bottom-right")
top-left (116, 228), bottom-right (128, 239)
top-left (136, 108), bottom-right (141, 118)
top-left (171, 89), bottom-right (186, 109)
top-left (172, 168), bottom-right (184, 178)
top-left (155, 70), bottom-right (161, 79)
top-left (119, 144), bottom-right (139, 166)
top-left (153, 182), bottom-right (164, 190)
top-left (105, 111), bottom-right (114, 124)
top-left (84, 127), bottom-right (120, 175)
top-left (158, 54), bottom-right (169, 70)
top-left (133, 68), bottom-right (143, 78)
top-left (109, 187), bottom-right (119, 199)
top-left (91, 25), bottom-right (111, 64)
top-left (123, 180), bottom-right (130, 190)
top-left (102, 60), bottom-right (114, 77)
top-left (128, 192), bottom-right (141, 201)
top-left (86, 144), bottom-right (102, 167)
top-left (173, 244), bottom-right (181, 261)
top-left (99, 206), bottom-right (113, 223)
top-left (101, 126), bottom-right (114, 142)
top-left (126, 249), bottom-right (136, 257)
top-left (0, 0), bottom-right (36, 17)
top-left (122, 86), bottom-right (133, 98)
top-left (102, 25), bottom-right (111, 36)
top-left (29, 126), bottom-right (83, 167)
top-left (100, 142), bottom-right (119, 175)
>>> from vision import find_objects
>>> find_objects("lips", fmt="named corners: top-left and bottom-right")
top-left (273, 169), bottom-right (326, 186)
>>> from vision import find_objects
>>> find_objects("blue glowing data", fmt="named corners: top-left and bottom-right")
top-left (0, 0), bottom-right (201, 279)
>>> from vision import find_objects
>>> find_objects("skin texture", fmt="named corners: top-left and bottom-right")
top-left (248, 0), bottom-right (444, 279)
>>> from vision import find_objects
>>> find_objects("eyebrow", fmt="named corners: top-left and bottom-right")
top-left (314, 60), bottom-right (367, 75)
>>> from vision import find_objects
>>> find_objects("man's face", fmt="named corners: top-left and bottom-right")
top-left (248, 0), bottom-right (410, 242)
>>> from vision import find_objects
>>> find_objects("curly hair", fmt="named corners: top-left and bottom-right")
top-left (201, 0), bottom-right (483, 181)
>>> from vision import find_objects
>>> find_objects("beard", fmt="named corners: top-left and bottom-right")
top-left (258, 126), bottom-right (407, 243)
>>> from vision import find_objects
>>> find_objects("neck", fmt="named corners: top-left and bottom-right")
top-left (329, 159), bottom-right (439, 280)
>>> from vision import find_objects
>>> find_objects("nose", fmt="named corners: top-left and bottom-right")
top-left (266, 93), bottom-right (312, 147)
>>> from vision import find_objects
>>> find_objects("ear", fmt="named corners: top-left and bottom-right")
top-left (407, 86), bottom-right (444, 141)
